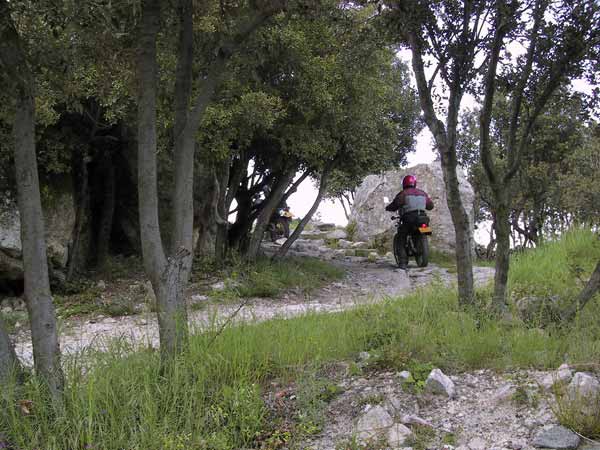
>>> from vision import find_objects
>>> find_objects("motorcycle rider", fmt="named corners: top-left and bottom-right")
top-left (385, 175), bottom-right (434, 269)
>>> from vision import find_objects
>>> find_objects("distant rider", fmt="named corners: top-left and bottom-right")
top-left (385, 175), bottom-right (434, 269)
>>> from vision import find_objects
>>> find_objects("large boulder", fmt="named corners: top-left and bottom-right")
top-left (0, 190), bottom-right (75, 282)
top-left (349, 160), bottom-right (475, 254)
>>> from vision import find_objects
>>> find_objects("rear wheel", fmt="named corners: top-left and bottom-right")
top-left (414, 234), bottom-right (429, 267)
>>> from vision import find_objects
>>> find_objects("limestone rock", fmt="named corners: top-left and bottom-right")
top-left (1, 189), bottom-right (76, 281)
top-left (350, 160), bottom-right (475, 254)
top-left (398, 370), bottom-right (412, 382)
top-left (566, 372), bottom-right (600, 416)
top-left (356, 405), bottom-right (394, 440)
top-left (568, 372), bottom-right (600, 400)
top-left (211, 281), bottom-right (226, 291)
top-left (493, 384), bottom-right (517, 404)
top-left (337, 239), bottom-right (353, 249)
top-left (532, 425), bottom-right (580, 449)
top-left (387, 423), bottom-right (414, 447)
top-left (541, 364), bottom-right (573, 390)
top-left (400, 414), bottom-right (433, 428)
top-left (316, 223), bottom-right (336, 231)
top-left (425, 368), bottom-right (456, 398)
top-left (327, 229), bottom-right (348, 240)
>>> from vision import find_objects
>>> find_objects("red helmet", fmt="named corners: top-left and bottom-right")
top-left (402, 175), bottom-right (417, 189)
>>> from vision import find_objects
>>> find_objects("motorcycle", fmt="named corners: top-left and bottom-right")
top-left (391, 214), bottom-right (432, 268)
top-left (267, 208), bottom-right (294, 242)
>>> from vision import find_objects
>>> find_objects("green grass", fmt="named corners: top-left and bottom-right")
top-left (3, 228), bottom-right (600, 448)
top-left (211, 257), bottom-right (345, 300)
top-left (5, 281), bottom-right (600, 449)
top-left (509, 226), bottom-right (600, 300)
top-left (53, 292), bottom-right (137, 319)
top-left (428, 250), bottom-right (457, 271)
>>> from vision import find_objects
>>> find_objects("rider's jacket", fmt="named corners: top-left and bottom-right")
top-left (385, 187), bottom-right (434, 215)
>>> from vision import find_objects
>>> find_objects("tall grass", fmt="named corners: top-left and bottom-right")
top-left (509, 226), bottom-right (600, 300)
top-left (210, 256), bottom-right (345, 300)
top-left (5, 283), bottom-right (600, 449)
top-left (3, 228), bottom-right (600, 449)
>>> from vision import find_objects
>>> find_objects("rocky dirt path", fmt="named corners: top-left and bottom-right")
top-left (13, 259), bottom-right (494, 366)
top-left (294, 366), bottom-right (600, 450)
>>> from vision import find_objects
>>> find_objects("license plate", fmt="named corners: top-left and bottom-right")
top-left (418, 226), bottom-right (431, 234)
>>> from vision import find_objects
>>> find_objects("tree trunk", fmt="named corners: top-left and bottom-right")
top-left (407, 31), bottom-right (474, 305)
top-left (246, 171), bottom-right (294, 262)
top-left (194, 163), bottom-right (218, 259)
top-left (137, 0), bottom-right (188, 358)
top-left (66, 150), bottom-right (89, 281)
top-left (562, 260), bottom-right (600, 322)
top-left (339, 198), bottom-right (349, 221)
top-left (439, 148), bottom-right (475, 304)
top-left (0, 317), bottom-right (21, 384)
top-left (169, 0), bottom-right (194, 277)
top-left (492, 198), bottom-right (511, 312)
top-left (275, 169), bottom-right (330, 259)
top-left (96, 152), bottom-right (116, 268)
top-left (14, 64), bottom-right (64, 398)
top-left (215, 159), bottom-right (231, 262)
top-left (1, 0), bottom-right (64, 397)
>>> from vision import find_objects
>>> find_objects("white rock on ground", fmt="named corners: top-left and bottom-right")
top-left (567, 372), bottom-right (600, 400)
top-left (398, 370), bottom-right (412, 382)
top-left (425, 368), bottom-right (456, 398)
top-left (337, 239), bottom-right (353, 249)
top-left (541, 363), bottom-right (573, 390)
top-left (327, 229), bottom-right (348, 240)
top-left (400, 414), bottom-right (433, 428)
top-left (566, 372), bottom-right (600, 416)
top-left (493, 384), bottom-right (517, 404)
top-left (316, 223), bottom-right (336, 231)
top-left (387, 423), bottom-right (414, 447)
top-left (531, 425), bottom-right (580, 449)
top-left (356, 405), bottom-right (394, 441)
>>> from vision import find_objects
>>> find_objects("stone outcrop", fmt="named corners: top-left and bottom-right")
top-left (0, 191), bottom-right (75, 283)
top-left (349, 160), bottom-right (475, 254)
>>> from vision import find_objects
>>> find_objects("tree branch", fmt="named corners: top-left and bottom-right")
top-left (505, 0), bottom-right (545, 177)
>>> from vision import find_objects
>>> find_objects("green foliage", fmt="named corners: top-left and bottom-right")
top-left (459, 90), bottom-right (600, 238)
top-left (428, 250), bottom-right (457, 271)
top-left (4, 231), bottom-right (600, 447)
top-left (295, 371), bottom-right (343, 436)
top-left (345, 221), bottom-right (358, 242)
top-left (411, 425), bottom-right (437, 450)
top-left (210, 257), bottom-right (345, 301)
top-left (53, 291), bottom-right (137, 319)
top-left (508, 227), bottom-right (600, 300)
top-left (400, 361), bottom-right (435, 393)
top-left (553, 382), bottom-right (600, 439)
top-left (0, 311), bottom-right (28, 334)
top-left (356, 393), bottom-right (385, 408)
